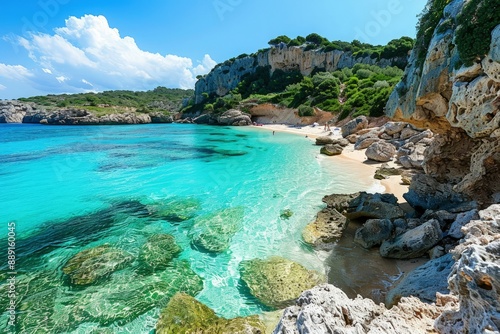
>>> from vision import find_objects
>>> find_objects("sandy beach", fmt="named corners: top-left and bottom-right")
top-left (257, 124), bottom-right (410, 204)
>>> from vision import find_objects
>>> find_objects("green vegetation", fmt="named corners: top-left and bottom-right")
top-left (456, 0), bottom-right (500, 66)
top-left (18, 87), bottom-right (193, 115)
top-left (415, 0), bottom-right (451, 67)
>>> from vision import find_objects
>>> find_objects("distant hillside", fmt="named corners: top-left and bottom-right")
top-left (18, 87), bottom-right (194, 116)
top-left (183, 34), bottom-right (412, 121)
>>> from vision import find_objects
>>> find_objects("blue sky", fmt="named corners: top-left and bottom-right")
top-left (0, 0), bottom-right (426, 99)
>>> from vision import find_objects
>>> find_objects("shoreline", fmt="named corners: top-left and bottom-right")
top-left (254, 124), bottom-right (410, 204)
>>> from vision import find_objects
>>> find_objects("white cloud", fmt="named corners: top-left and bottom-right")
top-left (13, 14), bottom-right (216, 94)
top-left (0, 64), bottom-right (33, 80)
top-left (0, 84), bottom-right (6, 90)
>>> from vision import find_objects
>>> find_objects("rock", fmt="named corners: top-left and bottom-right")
top-left (386, 253), bottom-right (454, 306)
top-left (315, 136), bottom-right (334, 145)
top-left (447, 209), bottom-right (480, 239)
top-left (421, 210), bottom-right (457, 230)
top-left (346, 134), bottom-right (358, 143)
top-left (280, 209), bottom-right (293, 219)
top-left (322, 192), bottom-right (360, 213)
top-left (344, 192), bottom-right (405, 220)
top-left (192, 113), bottom-right (210, 124)
top-left (302, 208), bottom-right (348, 249)
top-left (139, 234), bottom-right (182, 271)
top-left (403, 174), bottom-right (471, 212)
top-left (365, 141), bottom-right (397, 162)
top-left (216, 109), bottom-right (252, 126)
top-left (354, 137), bottom-right (380, 150)
top-left (239, 256), bottom-right (324, 309)
top-left (435, 204), bottom-right (500, 334)
top-left (320, 144), bottom-right (343, 156)
top-left (62, 244), bottom-right (134, 285)
top-left (273, 284), bottom-right (444, 334)
top-left (189, 207), bottom-right (244, 253)
top-left (333, 137), bottom-right (350, 147)
top-left (147, 197), bottom-right (201, 222)
top-left (149, 112), bottom-right (174, 123)
top-left (156, 293), bottom-right (265, 334)
top-left (341, 116), bottom-right (368, 137)
top-left (354, 219), bottom-right (393, 249)
top-left (400, 127), bottom-right (420, 140)
top-left (73, 260), bottom-right (204, 326)
top-left (383, 122), bottom-right (407, 135)
top-left (374, 163), bottom-right (402, 180)
top-left (380, 219), bottom-right (443, 259)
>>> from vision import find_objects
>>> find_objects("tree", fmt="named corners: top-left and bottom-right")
top-left (268, 35), bottom-right (291, 45)
top-left (305, 33), bottom-right (326, 45)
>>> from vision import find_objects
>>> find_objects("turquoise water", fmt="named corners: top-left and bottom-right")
top-left (0, 123), bottom-right (374, 333)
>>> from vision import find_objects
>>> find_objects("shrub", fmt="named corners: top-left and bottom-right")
top-left (298, 105), bottom-right (315, 116)
top-left (305, 33), bottom-right (326, 45)
top-left (268, 35), bottom-right (291, 45)
top-left (456, 0), bottom-right (500, 66)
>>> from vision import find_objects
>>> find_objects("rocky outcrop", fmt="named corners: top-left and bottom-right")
top-left (273, 284), bottom-right (444, 334)
top-left (344, 192), bottom-right (405, 220)
top-left (192, 109), bottom-right (252, 126)
top-left (239, 256), bottom-right (325, 309)
top-left (195, 47), bottom-right (407, 104)
top-left (386, 0), bottom-right (500, 206)
top-left (0, 100), bottom-right (175, 125)
top-left (354, 219), bottom-right (393, 249)
top-left (302, 208), bottom-right (347, 249)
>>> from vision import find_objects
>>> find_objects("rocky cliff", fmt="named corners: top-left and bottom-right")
top-left (386, 0), bottom-right (500, 207)
top-left (194, 46), bottom-right (407, 104)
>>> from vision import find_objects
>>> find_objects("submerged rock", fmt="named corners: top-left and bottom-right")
top-left (380, 219), bottom-right (443, 259)
top-left (189, 207), bottom-right (244, 253)
top-left (147, 197), bottom-right (201, 222)
top-left (62, 244), bottom-right (134, 286)
top-left (386, 253), bottom-right (454, 306)
top-left (302, 208), bottom-right (348, 249)
top-left (73, 260), bottom-right (203, 327)
top-left (139, 234), bottom-right (182, 271)
top-left (156, 293), bottom-right (265, 334)
top-left (239, 256), bottom-right (324, 309)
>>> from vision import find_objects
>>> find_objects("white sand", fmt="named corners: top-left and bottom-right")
top-left (255, 124), bottom-right (410, 204)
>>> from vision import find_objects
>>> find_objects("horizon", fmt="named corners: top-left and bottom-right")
top-left (0, 0), bottom-right (426, 99)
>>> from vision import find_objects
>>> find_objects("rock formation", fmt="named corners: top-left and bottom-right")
top-left (386, 0), bottom-right (500, 207)
top-left (195, 47), bottom-right (407, 104)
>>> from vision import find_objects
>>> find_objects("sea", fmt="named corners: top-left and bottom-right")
top-left (0, 123), bottom-right (375, 333)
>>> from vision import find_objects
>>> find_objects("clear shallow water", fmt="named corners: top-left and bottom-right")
top-left (0, 123), bottom-right (374, 333)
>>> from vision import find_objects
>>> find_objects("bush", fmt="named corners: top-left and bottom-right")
top-left (305, 33), bottom-right (326, 45)
top-left (298, 105), bottom-right (315, 116)
top-left (456, 0), bottom-right (500, 66)
top-left (268, 35), bottom-right (291, 45)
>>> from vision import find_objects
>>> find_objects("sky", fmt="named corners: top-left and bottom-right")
top-left (0, 0), bottom-right (427, 99)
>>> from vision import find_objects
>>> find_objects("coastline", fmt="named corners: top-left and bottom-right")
top-left (255, 124), bottom-right (409, 204)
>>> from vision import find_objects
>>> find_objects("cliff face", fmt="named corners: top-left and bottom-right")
top-left (194, 46), bottom-right (406, 104)
top-left (386, 0), bottom-right (500, 206)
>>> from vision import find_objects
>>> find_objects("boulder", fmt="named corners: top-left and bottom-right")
top-left (403, 174), bottom-right (472, 212)
top-left (189, 207), bottom-right (244, 253)
top-left (147, 197), bottom-right (201, 222)
top-left (365, 141), bottom-right (397, 162)
top-left (62, 244), bottom-right (134, 286)
top-left (448, 209), bottom-right (479, 239)
top-left (138, 234), bottom-right (182, 271)
top-left (192, 113), bottom-right (211, 124)
top-left (344, 192), bottom-right (405, 220)
top-left (320, 144), bottom-right (343, 156)
top-left (380, 219), bottom-right (443, 259)
top-left (421, 210), bottom-right (457, 230)
top-left (383, 122), bottom-right (407, 135)
top-left (354, 219), bottom-right (393, 249)
top-left (302, 208), bottom-right (348, 249)
top-left (315, 136), bottom-right (334, 145)
top-left (239, 256), bottom-right (324, 309)
top-left (322, 192), bottom-right (360, 214)
top-left (374, 163), bottom-right (402, 180)
top-left (341, 116), bottom-right (368, 137)
top-left (216, 109), bottom-right (252, 126)
top-left (273, 284), bottom-right (444, 334)
top-left (346, 134), bottom-right (358, 144)
top-left (156, 293), bottom-right (265, 334)
top-left (354, 137), bottom-right (380, 150)
top-left (400, 127), bottom-right (420, 140)
top-left (332, 137), bottom-right (350, 147)
top-left (386, 253), bottom-right (454, 306)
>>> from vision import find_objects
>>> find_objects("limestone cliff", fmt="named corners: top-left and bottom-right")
top-left (195, 46), bottom-right (407, 104)
top-left (386, 0), bottom-right (500, 206)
